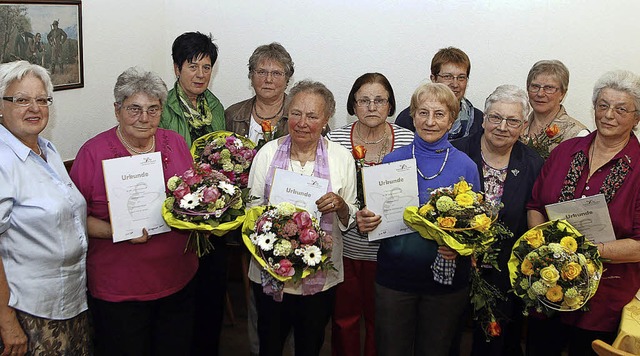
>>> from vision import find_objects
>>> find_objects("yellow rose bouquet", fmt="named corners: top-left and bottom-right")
top-left (403, 177), bottom-right (512, 339)
top-left (508, 220), bottom-right (603, 314)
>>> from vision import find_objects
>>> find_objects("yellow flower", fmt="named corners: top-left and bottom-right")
top-left (471, 214), bottom-right (492, 231)
top-left (418, 203), bottom-right (434, 217)
top-left (562, 262), bottom-right (582, 281)
top-left (455, 193), bottom-right (474, 207)
top-left (546, 285), bottom-right (564, 302)
top-left (437, 216), bottom-right (457, 229)
top-left (453, 179), bottom-right (472, 195)
top-left (523, 229), bottom-right (545, 248)
top-left (521, 258), bottom-right (534, 276)
top-left (540, 265), bottom-right (560, 286)
top-left (560, 236), bottom-right (578, 253)
top-left (563, 295), bottom-right (585, 309)
top-left (586, 261), bottom-right (597, 277)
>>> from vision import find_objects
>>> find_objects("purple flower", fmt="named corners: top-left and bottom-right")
top-left (202, 186), bottom-right (221, 203)
top-left (182, 168), bottom-right (203, 186)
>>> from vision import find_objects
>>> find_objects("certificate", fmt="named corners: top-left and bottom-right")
top-left (268, 168), bottom-right (329, 219)
top-left (102, 152), bottom-right (171, 242)
top-left (545, 193), bottom-right (615, 244)
top-left (362, 158), bottom-right (419, 241)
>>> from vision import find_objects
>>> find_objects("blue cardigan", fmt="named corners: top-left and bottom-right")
top-left (376, 134), bottom-right (480, 294)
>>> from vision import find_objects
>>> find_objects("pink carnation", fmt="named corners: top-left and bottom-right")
top-left (293, 211), bottom-right (312, 230)
top-left (182, 168), bottom-right (202, 186)
top-left (275, 259), bottom-right (295, 277)
top-left (299, 228), bottom-right (318, 245)
top-left (173, 182), bottom-right (191, 200)
top-left (238, 173), bottom-right (249, 187)
top-left (201, 186), bottom-right (220, 203)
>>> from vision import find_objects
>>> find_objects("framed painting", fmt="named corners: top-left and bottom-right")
top-left (0, 0), bottom-right (83, 90)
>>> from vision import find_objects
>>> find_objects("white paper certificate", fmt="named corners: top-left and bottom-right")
top-left (268, 168), bottom-right (329, 219)
top-left (545, 193), bottom-right (616, 244)
top-left (362, 158), bottom-right (419, 241)
top-left (102, 152), bottom-right (171, 242)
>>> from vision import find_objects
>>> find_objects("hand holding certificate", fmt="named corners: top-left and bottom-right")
top-left (545, 193), bottom-right (616, 244)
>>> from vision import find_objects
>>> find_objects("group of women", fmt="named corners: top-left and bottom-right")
top-left (0, 31), bottom-right (639, 356)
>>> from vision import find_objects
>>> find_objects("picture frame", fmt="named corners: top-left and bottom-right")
top-left (0, 0), bottom-right (83, 91)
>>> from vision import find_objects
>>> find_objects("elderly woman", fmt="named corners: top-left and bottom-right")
top-left (70, 67), bottom-right (198, 355)
top-left (359, 82), bottom-right (480, 356)
top-left (526, 70), bottom-right (640, 355)
top-left (521, 60), bottom-right (589, 159)
top-left (452, 85), bottom-right (544, 356)
top-left (395, 47), bottom-right (484, 140)
top-left (159, 31), bottom-right (227, 356)
top-left (247, 80), bottom-right (357, 355)
top-left (0, 61), bottom-right (90, 355)
top-left (327, 72), bottom-right (413, 356)
top-left (225, 42), bottom-right (293, 141)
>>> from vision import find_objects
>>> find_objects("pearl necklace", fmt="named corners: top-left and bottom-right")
top-left (355, 122), bottom-right (387, 144)
top-left (117, 125), bottom-right (155, 154)
top-left (413, 144), bottom-right (449, 180)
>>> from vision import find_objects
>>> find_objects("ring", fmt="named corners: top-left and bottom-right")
top-left (331, 202), bottom-right (335, 209)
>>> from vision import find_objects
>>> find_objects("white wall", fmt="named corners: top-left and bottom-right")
top-left (43, 0), bottom-right (640, 160)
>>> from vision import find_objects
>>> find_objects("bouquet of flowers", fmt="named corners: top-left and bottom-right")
top-left (242, 202), bottom-right (335, 301)
top-left (162, 163), bottom-right (247, 257)
top-left (508, 220), bottom-right (603, 315)
top-left (352, 145), bottom-right (366, 209)
top-left (524, 123), bottom-right (562, 159)
top-left (191, 131), bottom-right (257, 189)
top-left (403, 177), bottom-right (512, 339)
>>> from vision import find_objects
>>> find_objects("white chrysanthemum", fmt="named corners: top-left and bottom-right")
top-left (261, 221), bottom-right (273, 233)
top-left (233, 139), bottom-right (243, 148)
top-left (258, 232), bottom-right (276, 251)
top-left (276, 202), bottom-right (297, 216)
top-left (214, 210), bottom-right (223, 218)
top-left (167, 176), bottom-right (181, 191)
top-left (179, 193), bottom-right (200, 209)
top-left (249, 233), bottom-right (259, 244)
top-left (218, 181), bottom-right (236, 195)
top-left (302, 245), bottom-right (322, 266)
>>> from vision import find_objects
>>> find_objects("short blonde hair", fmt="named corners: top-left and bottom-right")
top-left (410, 82), bottom-right (459, 123)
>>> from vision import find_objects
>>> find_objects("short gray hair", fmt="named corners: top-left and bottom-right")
top-left (526, 60), bottom-right (570, 94)
top-left (484, 84), bottom-right (531, 120)
top-left (248, 42), bottom-right (294, 81)
top-left (113, 67), bottom-right (168, 106)
top-left (0, 60), bottom-right (53, 100)
top-left (592, 70), bottom-right (640, 117)
top-left (286, 80), bottom-right (336, 119)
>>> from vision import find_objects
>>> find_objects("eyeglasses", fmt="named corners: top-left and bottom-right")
top-left (124, 105), bottom-right (161, 117)
top-left (596, 103), bottom-right (638, 116)
top-left (485, 114), bottom-right (524, 128)
top-left (355, 98), bottom-right (389, 108)
top-left (2, 96), bottom-right (53, 107)
top-left (528, 84), bottom-right (560, 94)
top-left (436, 74), bottom-right (468, 83)
top-left (253, 69), bottom-right (285, 79)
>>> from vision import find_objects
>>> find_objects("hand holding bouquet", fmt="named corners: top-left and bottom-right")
top-left (162, 163), bottom-right (247, 257)
top-left (242, 202), bottom-right (335, 301)
top-left (509, 220), bottom-right (603, 314)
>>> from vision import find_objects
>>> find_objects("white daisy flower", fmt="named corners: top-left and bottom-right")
top-left (218, 181), bottom-right (236, 195)
top-left (258, 232), bottom-right (276, 251)
top-left (234, 139), bottom-right (243, 148)
top-left (249, 233), bottom-right (259, 244)
top-left (302, 245), bottom-right (322, 266)
top-left (179, 193), bottom-right (200, 209)
top-left (261, 221), bottom-right (273, 233)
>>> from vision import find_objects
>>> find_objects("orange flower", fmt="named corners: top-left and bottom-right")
top-left (545, 124), bottom-right (559, 138)
top-left (260, 120), bottom-right (272, 133)
top-left (352, 145), bottom-right (367, 160)
top-left (546, 285), bottom-right (564, 302)
top-left (487, 321), bottom-right (501, 337)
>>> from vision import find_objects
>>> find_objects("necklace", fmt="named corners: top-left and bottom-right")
top-left (355, 122), bottom-right (387, 144)
top-left (116, 125), bottom-right (155, 154)
top-left (413, 144), bottom-right (450, 180)
top-left (253, 98), bottom-right (284, 121)
top-left (34, 144), bottom-right (43, 156)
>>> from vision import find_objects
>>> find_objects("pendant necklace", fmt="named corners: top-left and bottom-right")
top-left (117, 125), bottom-right (155, 154)
top-left (413, 144), bottom-right (449, 180)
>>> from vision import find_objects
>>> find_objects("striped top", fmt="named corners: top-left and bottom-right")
top-left (327, 122), bottom-right (414, 261)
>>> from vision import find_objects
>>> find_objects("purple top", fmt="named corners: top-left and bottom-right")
top-left (70, 127), bottom-right (198, 302)
top-left (527, 131), bottom-right (640, 332)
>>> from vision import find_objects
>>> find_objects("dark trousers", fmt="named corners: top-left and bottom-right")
top-left (192, 238), bottom-right (228, 356)
top-left (253, 282), bottom-right (336, 356)
top-left (526, 316), bottom-right (616, 356)
top-left (90, 277), bottom-right (196, 356)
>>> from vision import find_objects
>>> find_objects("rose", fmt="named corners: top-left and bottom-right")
top-left (198, 163), bottom-right (213, 174)
top-left (586, 261), bottom-right (597, 276)
top-left (437, 216), bottom-right (457, 229)
top-left (523, 229), bottom-right (544, 248)
top-left (352, 145), bottom-right (367, 160)
top-left (540, 265), bottom-right (560, 286)
top-left (560, 236), bottom-right (578, 253)
top-left (293, 211), bottom-right (313, 229)
top-left (487, 321), bottom-right (501, 337)
top-left (563, 295), bottom-right (584, 309)
top-left (182, 168), bottom-right (203, 186)
top-left (471, 214), bottom-right (492, 231)
top-left (455, 193), bottom-right (474, 207)
top-left (299, 228), bottom-right (319, 245)
top-left (260, 120), bottom-right (272, 133)
top-left (201, 186), bottom-right (221, 203)
top-left (173, 182), bottom-right (191, 200)
top-left (545, 124), bottom-right (560, 138)
top-left (562, 262), bottom-right (582, 281)
top-left (453, 179), bottom-right (472, 195)
top-left (546, 285), bottom-right (564, 302)
top-left (521, 258), bottom-right (534, 276)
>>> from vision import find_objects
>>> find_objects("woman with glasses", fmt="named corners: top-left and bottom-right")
top-left (526, 70), bottom-right (640, 355)
top-left (71, 67), bottom-right (198, 355)
top-left (327, 73), bottom-right (413, 356)
top-left (359, 82), bottom-right (479, 356)
top-left (452, 85), bottom-right (544, 356)
top-left (0, 60), bottom-right (90, 355)
top-left (521, 60), bottom-right (589, 159)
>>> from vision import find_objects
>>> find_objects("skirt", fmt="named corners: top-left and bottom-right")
top-left (14, 309), bottom-right (91, 356)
